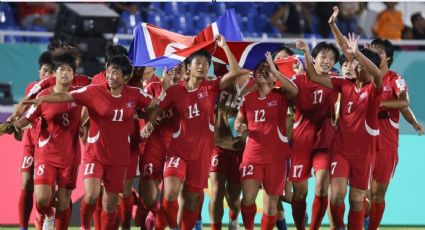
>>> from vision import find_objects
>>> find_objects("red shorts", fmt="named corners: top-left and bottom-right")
top-left (34, 161), bottom-right (79, 189)
top-left (289, 149), bottom-right (330, 182)
top-left (82, 159), bottom-right (127, 194)
top-left (210, 146), bottom-right (243, 184)
top-left (239, 161), bottom-right (286, 196)
top-left (330, 151), bottom-right (373, 190)
top-left (163, 154), bottom-right (210, 192)
top-left (373, 150), bottom-right (398, 184)
top-left (140, 136), bottom-right (168, 181)
top-left (126, 150), bottom-right (139, 180)
top-left (20, 129), bottom-right (35, 173)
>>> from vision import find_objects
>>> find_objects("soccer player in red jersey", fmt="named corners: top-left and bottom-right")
top-left (149, 35), bottom-right (246, 230)
top-left (92, 44), bottom-right (128, 85)
top-left (366, 38), bottom-right (424, 230)
top-left (8, 51), bottom-right (53, 230)
top-left (234, 52), bottom-right (298, 230)
top-left (23, 54), bottom-right (154, 230)
top-left (298, 33), bottom-right (383, 230)
top-left (5, 51), bottom-right (82, 230)
top-left (288, 41), bottom-right (340, 230)
top-left (208, 69), bottom-right (255, 230)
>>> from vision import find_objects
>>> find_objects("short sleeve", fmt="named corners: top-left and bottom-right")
top-left (330, 76), bottom-right (346, 93)
top-left (207, 79), bottom-right (221, 94)
top-left (25, 103), bottom-right (41, 122)
top-left (136, 88), bottom-right (153, 108)
top-left (70, 86), bottom-right (94, 107)
top-left (27, 77), bottom-right (55, 99)
top-left (392, 75), bottom-right (408, 96)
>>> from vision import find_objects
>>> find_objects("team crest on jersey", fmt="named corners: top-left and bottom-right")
top-left (267, 100), bottom-right (278, 107)
top-left (69, 102), bottom-right (78, 108)
top-left (127, 101), bottom-right (135, 108)
top-left (360, 92), bottom-right (368, 100)
top-left (197, 92), bottom-right (208, 99)
top-left (383, 84), bottom-right (392, 92)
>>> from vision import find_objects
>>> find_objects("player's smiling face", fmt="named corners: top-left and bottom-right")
top-left (254, 62), bottom-right (275, 84)
top-left (106, 65), bottom-right (127, 89)
top-left (342, 61), bottom-right (353, 79)
top-left (188, 56), bottom-right (209, 79)
top-left (351, 59), bottom-right (371, 83)
top-left (54, 64), bottom-right (74, 85)
top-left (314, 49), bottom-right (335, 74)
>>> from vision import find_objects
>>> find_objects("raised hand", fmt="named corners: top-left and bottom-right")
top-left (296, 40), bottom-right (309, 53)
top-left (215, 34), bottom-right (227, 48)
top-left (236, 123), bottom-right (247, 134)
top-left (265, 51), bottom-right (276, 70)
top-left (140, 122), bottom-right (155, 139)
top-left (20, 98), bottom-right (41, 106)
top-left (328, 5), bottom-right (339, 24)
top-left (343, 33), bottom-right (360, 55)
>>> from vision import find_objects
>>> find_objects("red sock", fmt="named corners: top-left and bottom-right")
top-left (261, 213), bottom-right (278, 230)
top-left (121, 195), bottom-right (135, 228)
top-left (101, 210), bottom-right (117, 230)
top-left (55, 208), bottom-right (71, 230)
top-left (18, 189), bottom-right (33, 228)
top-left (94, 195), bottom-right (103, 230)
top-left (80, 199), bottom-right (97, 229)
top-left (310, 195), bottom-right (328, 230)
top-left (155, 206), bottom-right (167, 230)
top-left (229, 209), bottom-right (238, 221)
top-left (162, 198), bottom-right (179, 228)
top-left (330, 203), bottom-right (345, 229)
top-left (181, 208), bottom-right (199, 230)
top-left (211, 223), bottom-right (222, 230)
top-left (241, 203), bottom-right (256, 230)
top-left (348, 209), bottom-right (364, 230)
top-left (291, 199), bottom-right (306, 230)
top-left (369, 202), bottom-right (385, 230)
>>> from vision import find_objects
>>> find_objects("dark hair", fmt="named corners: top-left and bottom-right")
top-left (411, 12), bottom-right (423, 26)
top-left (271, 45), bottom-right (295, 59)
top-left (312, 42), bottom-right (340, 65)
top-left (38, 51), bottom-right (53, 70)
top-left (360, 48), bottom-right (381, 68)
top-left (47, 40), bottom-right (81, 63)
top-left (107, 54), bottom-right (133, 77)
top-left (371, 38), bottom-right (394, 67)
top-left (254, 59), bottom-right (278, 73)
top-left (338, 55), bottom-right (348, 67)
top-left (51, 51), bottom-right (78, 73)
top-left (185, 49), bottom-right (212, 66)
top-left (105, 44), bottom-right (128, 62)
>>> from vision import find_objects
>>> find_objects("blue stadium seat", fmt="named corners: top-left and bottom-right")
top-left (194, 13), bottom-right (213, 31)
top-left (0, 2), bottom-right (17, 27)
top-left (119, 11), bottom-right (142, 34)
top-left (212, 2), bottom-right (227, 16)
top-left (258, 3), bottom-right (279, 16)
top-left (0, 25), bottom-right (23, 43)
top-left (234, 3), bottom-right (257, 16)
top-left (26, 25), bottom-right (49, 43)
top-left (148, 2), bottom-right (163, 13)
top-left (147, 11), bottom-right (168, 28)
top-left (170, 14), bottom-right (194, 34)
top-left (163, 2), bottom-right (186, 15)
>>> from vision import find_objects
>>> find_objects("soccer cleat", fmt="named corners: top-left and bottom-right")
top-left (193, 219), bottom-right (202, 230)
top-left (229, 219), bottom-right (240, 230)
top-left (42, 214), bottom-right (55, 230)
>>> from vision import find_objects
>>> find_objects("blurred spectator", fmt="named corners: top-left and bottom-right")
top-left (270, 3), bottom-right (313, 36)
top-left (315, 2), bottom-right (334, 38)
top-left (373, 2), bottom-right (404, 40)
top-left (411, 12), bottom-right (425, 39)
top-left (358, 2), bottom-right (378, 38)
top-left (19, 3), bottom-right (58, 31)
top-left (111, 3), bottom-right (150, 21)
top-left (402, 26), bottom-right (414, 39)
top-left (337, 2), bottom-right (361, 35)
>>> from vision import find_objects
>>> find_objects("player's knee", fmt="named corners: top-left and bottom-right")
top-left (36, 195), bottom-right (51, 208)
top-left (263, 200), bottom-right (278, 215)
top-left (349, 199), bottom-right (363, 211)
top-left (241, 193), bottom-right (256, 206)
top-left (84, 192), bottom-right (100, 205)
top-left (293, 189), bottom-right (307, 201)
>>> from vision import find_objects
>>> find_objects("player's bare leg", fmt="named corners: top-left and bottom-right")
top-left (101, 188), bottom-right (120, 229)
top-left (330, 178), bottom-right (347, 230)
top-left (225, 181), bottom-right (241, 229)
top-left (291, 179), bottom-right (308, 229)
top-left (240, 179), bottom-right (260, 230)
top-left (120, 178), bottom-right (134, 230)
top-left (209, 172), bottom-right (226, 229)
top-left (80, 178), bottom-right (102, 230)
top-left (34, 184), bottom-right (54, 229)
top-left (262, 192), bottom-right (279, 230)
top-left (368, 179), bottom-right (389, 230)
top-left (162, 176), bottom-right (183, 228)
top-left (55, 188), bottom-right (72, 230)
top-left (180, 185), bottom-right (203, 229)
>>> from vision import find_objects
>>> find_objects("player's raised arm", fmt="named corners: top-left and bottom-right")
top-left (217, 35), bottom-right (247, 90)
top-left (344, 33), bottom-right (382, 89)
top-left (265, 51), bottom-right (298, 98)
top-left (328, 6), bottom-right (354, 61)
top-left (296, 40), bottom-right (333, 89)
top-left (21, 92), bottom-right (74, 106)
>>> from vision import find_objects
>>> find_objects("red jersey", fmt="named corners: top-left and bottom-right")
top-left (91, 71), bottom-right (106, 85)
top-left (378, 70), bottom-right (407, 151)
top-left (241, 89), bottom-right (290, 164)
top-left (331, 77), bottom-right (382, 159)
top-left (25, 87), bottom-right (82, 167)
top-left (71, 84), bottom-right (152, 166)
top-left (159, 79), bottom-right (220, 160)
top-left (27, 74), bottom-right (91, 99)
top-left (291, 73), bottom-right (338, 149)
top-left (144, 76), bottom-right (163, 98)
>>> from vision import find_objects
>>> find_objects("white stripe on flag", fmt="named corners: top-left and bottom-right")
top-left (142, 23), bottom-right (156, 60)
top-left (212, 22), bottom-right (219, 37)
top-left (238, 42), bottom-right (258, 67)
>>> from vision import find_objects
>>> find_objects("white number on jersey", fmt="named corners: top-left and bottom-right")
top-left (143, 163), bottom-right (154, 176)
top-left (112, 109), bottom-right (124, 122)
top-left (241, 164), bottom-right (254, 177)
top-left (313, 89), bottom-right (323, 104)
top-left (84, 163), bottom-right (95, 175)
top-left (167, 157), bottom-right (181, 168)
top-left (347, 102), bottom-right (353, 114)
top-left (188, 103), bottom-right (200, 119)
top-left (21, 156), bottom-right (34, 169)
top-left (211, 155), bottom-right (219, 167)
top-left (293, 165), bottom-right (304, 178)
top-left (254, 109), bottom-right (266, 122)
top-left (330, 162), bottom-right (337, 175)
top-left (62, 113), bottom-right (70, 126)
top-left (37, 164), bottom-right (45, 176)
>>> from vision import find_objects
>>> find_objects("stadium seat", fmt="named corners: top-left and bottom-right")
top-left (26, 25), bottom-right (49, 43)
top-left (0, 2), bottom-right (17, 27)
top-left (258, 3), bottom-right (279, 16)
top-left (0, 25), bottom-right (23, 43)
top-left (212, 2), bottom-right (227, 16)
top-left (147, 11), bottom-right (168, 28)
top-left (170, 14), bottom-right (194, 34)
top-left (163, 2), bottom-right (187, 15)
top-left (119, 11), bottom-right (142, 34)
top-left (195, 13), bottom-right (213, 31)
top-left (234, 3), bottom-right (257, 16)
